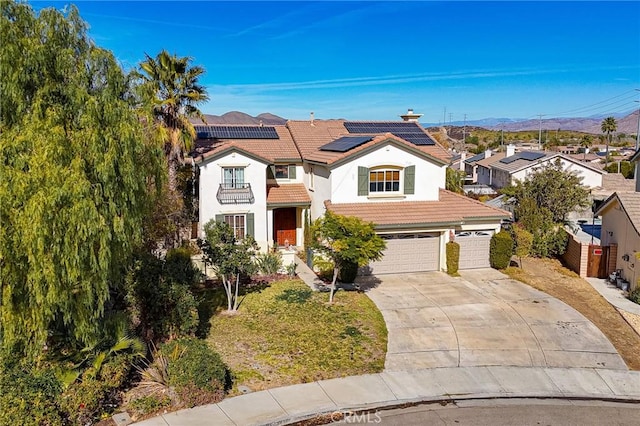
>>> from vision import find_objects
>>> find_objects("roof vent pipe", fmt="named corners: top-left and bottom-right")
top-left (310, 111), bottom-right (315, 126)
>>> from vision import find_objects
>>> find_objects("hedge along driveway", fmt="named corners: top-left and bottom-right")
top-left (204, 279), bottom-right (387, 394)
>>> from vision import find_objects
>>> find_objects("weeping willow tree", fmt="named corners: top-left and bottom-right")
top-left (0, 1), bottom-right (164, 357)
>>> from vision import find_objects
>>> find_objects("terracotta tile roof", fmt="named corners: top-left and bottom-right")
top-left (325, 189), bottom-right (510, 228)
top-left (595, 191), bottom-right (640, 236)
top-left (476, 152), bottom-right (506, 168)
top-left (286, 120), bottom-right (451, 165)
top-left (192, 125), bottom-right (301, 164)
top-left (266, 183), bottom-right (311, 205)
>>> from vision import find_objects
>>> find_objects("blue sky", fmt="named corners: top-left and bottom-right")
top-left (31, 1), bottom-right (640, 123)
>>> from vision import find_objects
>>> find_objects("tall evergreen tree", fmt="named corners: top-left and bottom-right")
top-left (0, 1), bottom-right (163, 356)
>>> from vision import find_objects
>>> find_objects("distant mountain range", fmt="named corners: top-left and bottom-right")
top-left (193, 110), bottom-right (639, 135)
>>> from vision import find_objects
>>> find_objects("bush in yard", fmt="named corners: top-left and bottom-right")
top-left (161, 338), bottom-right (229, 407)
top-left (0, 354), bottom-right (64, 426)
top-left (446, 241), bottom-right (460, 275)
top-left (255, 251), bottom-right (283, 275)
top-left (125, 250), bottom-right (199, 343)
top-left (490, 230), bottom-right (513, 269)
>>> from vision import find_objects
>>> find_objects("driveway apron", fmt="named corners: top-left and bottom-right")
top-left (363, 269), bottom-right (627, 372)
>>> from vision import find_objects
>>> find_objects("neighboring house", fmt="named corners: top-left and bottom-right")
top-left (463, 151), bottom-right (489, 184)
top-left (192, 118), bottom-right (510, 274)
top-left (192, 125), bottom-right (310, 251)
top-left (594, 148), bottom-right (640, 291)
top-left (489, 150), bottom-right (605, 190)
top-left (476, 152), bottom-right (507, 186)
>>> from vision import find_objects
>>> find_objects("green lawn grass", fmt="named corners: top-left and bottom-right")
top-left (204, 279), bottom-right (387, 394)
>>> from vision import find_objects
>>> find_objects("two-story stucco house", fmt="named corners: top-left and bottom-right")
top-left (192, 118), bottom-right (510, 274)
top-left (192, 125), bottom-right (310, 251)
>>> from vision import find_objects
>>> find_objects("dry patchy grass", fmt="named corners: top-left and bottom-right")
top-left (205, 279), bottom-right (387, 394)
top-left (504, 257), bottom-right (640, 370)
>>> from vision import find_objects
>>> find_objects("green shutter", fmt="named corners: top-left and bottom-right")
top-left (215, 214), bottom-right (224, 223)
top-left (246, 213), bottom-right (254, 238)
top-left (288, 164), bottom-right (296, 179)
top-left (358, 166), bottom-right (369, 196)
top-left (404, 165), bottom-right (415, 194)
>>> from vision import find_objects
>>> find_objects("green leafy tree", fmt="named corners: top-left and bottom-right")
top-left (512, 225), bottom-right (533, 269)
top-left (501, 158), bottom-right (590, 224)
top-left (0, 1), bottom-right (163, 357)
top-left (604, 161), bottom-right (634, 179)
top-left (198, 220), bottom-right (258, 312)
top-left (446, 168), bottom-right (465, 194)
top-left (136, 50), bottom-right (209, 190)
top-left (514, 198), bottom-right (568, 258)
top-left (310, 212), bottom-right (386, 303)
top-left (601, 116), bottom-right (617, 167)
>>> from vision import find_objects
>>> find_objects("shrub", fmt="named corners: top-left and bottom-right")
top-left (129, 394), bottom-right (171, 416)
top-left (629, 288), bottom-right (640, 305)
top-left (59, 353), bottom-right (135, 425)
top-left (161, 338), bottom-right (229, 407)
top-left (125, 251), bottom-right (199, 342)
top-left (0, 355), bottom-right (64, 426)
top-left (446, 241), bottom-right (460, 275)
top-left (255, 251), bottom-right (283, 275)
top-left (490, 230), bottom-right (513, 269)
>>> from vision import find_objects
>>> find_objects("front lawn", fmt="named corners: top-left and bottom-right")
top-left (205, 279), bottom-right (387, 394)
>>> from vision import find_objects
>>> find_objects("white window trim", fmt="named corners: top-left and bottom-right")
top-left (368, 166), bottom-right (402, 194)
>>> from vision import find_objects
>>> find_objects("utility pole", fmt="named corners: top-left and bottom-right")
top-left (443, 107), bottom-right (447, 127)
top-left (538, 114), bottom-right (545, 150)
top-left (635, 89), bottom-right (640, 150)
top-left (463, 114), bottom-right (467, 148)
top-left (501, 123), bottom-right (504, 146)
top-left (448, 112), bottom-right (453, 126)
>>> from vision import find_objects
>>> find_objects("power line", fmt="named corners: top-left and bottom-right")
top-left (547, 90), bottom-right (638, 117)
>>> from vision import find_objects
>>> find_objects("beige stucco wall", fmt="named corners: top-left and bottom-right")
top-left (599, 202), bottom-right (640, 291)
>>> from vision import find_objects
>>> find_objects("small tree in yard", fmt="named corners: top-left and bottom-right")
top-left (199, 220), bottom-right (258, 312)
top-left (512, 225), bottom-right (533, 269)
top-left (310, 212), bottom-right (386, 303)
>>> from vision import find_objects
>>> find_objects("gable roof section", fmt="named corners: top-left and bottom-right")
top-left (286, 120), bottom-right (451, 166)
top-left (595, 191), bottom-right (640, 236)
top-left (325, 189), bottom-right (510, 229)
top-left (266, 183), bottom-right (311, 206)
top-left (192, 125), bottom-right (301, 164)
top-left (490, 152), bottom-right (604, 175)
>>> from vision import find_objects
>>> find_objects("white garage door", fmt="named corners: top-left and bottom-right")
top-left (456, 231), bottom-right (493, 269)
top-left (364, 233), bottom-right (440, 275)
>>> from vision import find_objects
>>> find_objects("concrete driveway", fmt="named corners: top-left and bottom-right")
top-left (362, 269), bottom-right (627, 372)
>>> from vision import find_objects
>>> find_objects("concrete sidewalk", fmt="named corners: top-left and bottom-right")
top-left (133, 366), bottom-right (640, 426)
top-left (585, 277), bottom-right (640, 316)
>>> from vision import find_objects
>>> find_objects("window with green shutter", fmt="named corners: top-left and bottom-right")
top-left (358, 166), bottom-right (369, 196)
top-left (404, 165), bottom-right (415, 194)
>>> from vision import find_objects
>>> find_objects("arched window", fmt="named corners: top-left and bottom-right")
top-left (369, 167), bottom-right (401, 193)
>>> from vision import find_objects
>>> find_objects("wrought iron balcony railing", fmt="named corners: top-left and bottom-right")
top-left (216, 183), bottom-right (255, 204)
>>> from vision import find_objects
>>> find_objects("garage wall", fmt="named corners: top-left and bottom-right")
top-left (455, 230), bottom-right (493, 269)
top-left (362, 232), bottom-right (441, 275)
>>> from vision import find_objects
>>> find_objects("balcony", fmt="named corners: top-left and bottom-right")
top-left (217, 183), bottom-right (255, 204)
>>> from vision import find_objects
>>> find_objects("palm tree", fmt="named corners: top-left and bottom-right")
top-left (580, 134), bottom-right (593, 160)
top-left (601, 116), bottom-right (617, 168)
top-left (137, 50), bottom-right (209, 189)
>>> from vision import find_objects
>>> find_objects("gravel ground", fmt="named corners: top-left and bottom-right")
top-left (619, 309), bottom-right (640, 336)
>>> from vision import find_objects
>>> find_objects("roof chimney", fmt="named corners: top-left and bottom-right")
top-left (506, 144), bottom-right (516, 157)
top-left (400, 108), bottom-right (423, 122)
top-left (310, 111), bottom-right (315, 126)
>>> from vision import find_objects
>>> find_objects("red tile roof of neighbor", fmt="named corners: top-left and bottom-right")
top-left (266, 183), bottom-right (311, 205)
top-left (325, 189), bottom-right (510, 227)
top-left (286, 120), bottom-right (452, 165)
top-left (193, 125), bottom-right (301, 164)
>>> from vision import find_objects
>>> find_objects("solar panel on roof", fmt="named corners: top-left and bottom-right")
top-left (519, 151), bottom-right (545, 161)
top-left (344, 122), bottom-right (424, 134)
top-left (499, 151), bottom-right (546, 164)
top-left (319, 136), bottom-right (375, 152)
top-left (343, 122), bottom-right (435, 146)
top-left (392, 133), bottom-right (436, 146)
top-left (195, 125), bottom-right (279, 139)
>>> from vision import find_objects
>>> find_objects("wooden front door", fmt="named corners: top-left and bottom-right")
top-left (274, 208), bottom-right (297, 247)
